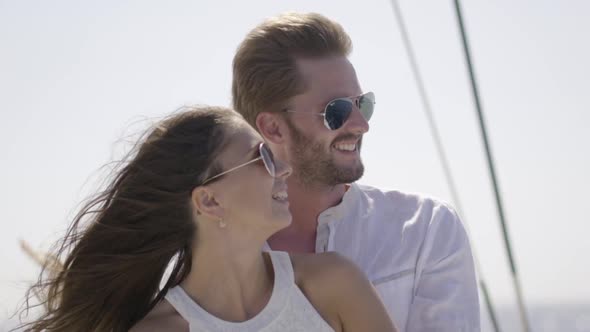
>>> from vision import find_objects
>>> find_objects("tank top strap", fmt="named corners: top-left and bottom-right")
top-left (164, 286), bottom-right (201, 322)
top-left (267, 250), bottom-right (295, 286)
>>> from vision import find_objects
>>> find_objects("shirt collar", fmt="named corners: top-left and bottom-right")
top-left (318, 183), bottom-right (361, 223)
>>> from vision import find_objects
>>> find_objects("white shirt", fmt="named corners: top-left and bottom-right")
top-left (299, 183), bottom-right (479, 331)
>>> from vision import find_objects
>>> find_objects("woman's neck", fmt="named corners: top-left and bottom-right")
top-left (179, 235), bottom-right (274, 322)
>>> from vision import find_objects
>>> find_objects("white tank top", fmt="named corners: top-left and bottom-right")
top-left (165, 251), bottom-right (335, 332)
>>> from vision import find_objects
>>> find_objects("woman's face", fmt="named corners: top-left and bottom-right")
top-left (207, 122), bottom-right (292, 236)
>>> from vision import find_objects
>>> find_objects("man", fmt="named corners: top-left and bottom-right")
top-left (231, 12), bottom-right (480, 331)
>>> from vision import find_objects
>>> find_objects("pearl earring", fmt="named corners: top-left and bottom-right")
top-left (218, 218), bottom-right (227, 228)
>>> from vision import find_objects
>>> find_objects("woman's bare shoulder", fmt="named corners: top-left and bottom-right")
top-left (130, 299), bottom-right (188, 332)
top-left (290, 252), bottom-right (397, 332)
top-left (290, 251), bottom-right (363, 286)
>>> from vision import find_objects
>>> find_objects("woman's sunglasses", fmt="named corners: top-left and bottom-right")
top-left (284, 92), bottom-right (375, 130)
top-left (201, 143), bottom-right (276, 185)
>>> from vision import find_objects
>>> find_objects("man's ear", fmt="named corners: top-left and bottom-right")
top-left (256, 112), bottom-right (286, 144)
top-left (190, 186), bottom-right (223, 220)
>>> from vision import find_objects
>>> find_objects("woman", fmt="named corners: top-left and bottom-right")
top-left (18, 106), bottom-right (396, 332)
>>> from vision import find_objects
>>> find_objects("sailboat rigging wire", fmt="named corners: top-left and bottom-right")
top-left (451, 1), bottom-right (532, 331)
top-left (387, 1), bottom-right (501, 331)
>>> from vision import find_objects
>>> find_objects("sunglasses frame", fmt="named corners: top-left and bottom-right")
top-left (284, 91), bottom-right (375, 130)
top-left (201, 142), bottom-right (275, 185)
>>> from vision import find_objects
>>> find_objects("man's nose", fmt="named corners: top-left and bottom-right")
top-left (342, 105), bottom-right (370, 135)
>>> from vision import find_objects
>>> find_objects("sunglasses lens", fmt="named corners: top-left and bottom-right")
top-left (359, 92), bottom-right (375, 121)
top-left (325, 99), bottom-right (353, 130)
top-left (324, 92), bottom-right (375, 130)
top-left (259, 144), bottom-right (276, 177)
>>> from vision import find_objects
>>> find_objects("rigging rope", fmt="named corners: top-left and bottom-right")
top-left (451, 1), bottom-right (532, 331)
top-left (388, 1), bottom-right (501, 331)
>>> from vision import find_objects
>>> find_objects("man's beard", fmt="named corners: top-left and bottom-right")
top-left (285, 118), bottom-right (364, 188)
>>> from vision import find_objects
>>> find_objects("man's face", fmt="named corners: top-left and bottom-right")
top-left (282, 56), bottom-right (370, 188)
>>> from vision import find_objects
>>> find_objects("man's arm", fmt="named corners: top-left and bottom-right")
top-left (405, 204), bottom-right (480, 331)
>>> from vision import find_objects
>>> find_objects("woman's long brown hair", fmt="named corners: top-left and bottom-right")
top-left (16, 106), bottom-right (240, 331)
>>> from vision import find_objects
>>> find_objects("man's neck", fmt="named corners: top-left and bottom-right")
top-left (267, 179), bottom-right (348, 253)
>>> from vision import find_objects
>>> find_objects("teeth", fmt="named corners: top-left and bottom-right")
top-left (334, 143), bottom-right (356, 151)
top-left (272, 191), bottom-right (288, 200)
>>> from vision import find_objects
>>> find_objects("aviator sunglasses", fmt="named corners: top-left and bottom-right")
top-left (202, 142), bottom-right (276, 185)
top-left (284, 91), bottom-right (375, 130)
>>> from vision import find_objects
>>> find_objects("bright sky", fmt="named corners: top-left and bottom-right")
top-left (1, 0), bottom-right (589, 325)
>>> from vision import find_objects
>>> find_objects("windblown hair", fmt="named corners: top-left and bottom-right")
top-left (232, 12), bottom-right (352, 127)
top-left (17, 106), bottom-right (241, 332)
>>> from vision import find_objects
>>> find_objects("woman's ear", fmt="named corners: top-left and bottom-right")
top-left (191, 186), bottom-right (224, 220)
top-left (256, 112), bottom-right (286, 144)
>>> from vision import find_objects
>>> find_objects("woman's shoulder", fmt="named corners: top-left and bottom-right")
top-left (289, 252), bottom-right (397, 332)
top-left (290, 251), bottom-right (365, 287)
top-left (130, 299), bottom-right (188, 332)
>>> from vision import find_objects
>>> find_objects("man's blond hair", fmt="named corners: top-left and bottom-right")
top-left (232, 12), bottom-right (352, 127)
